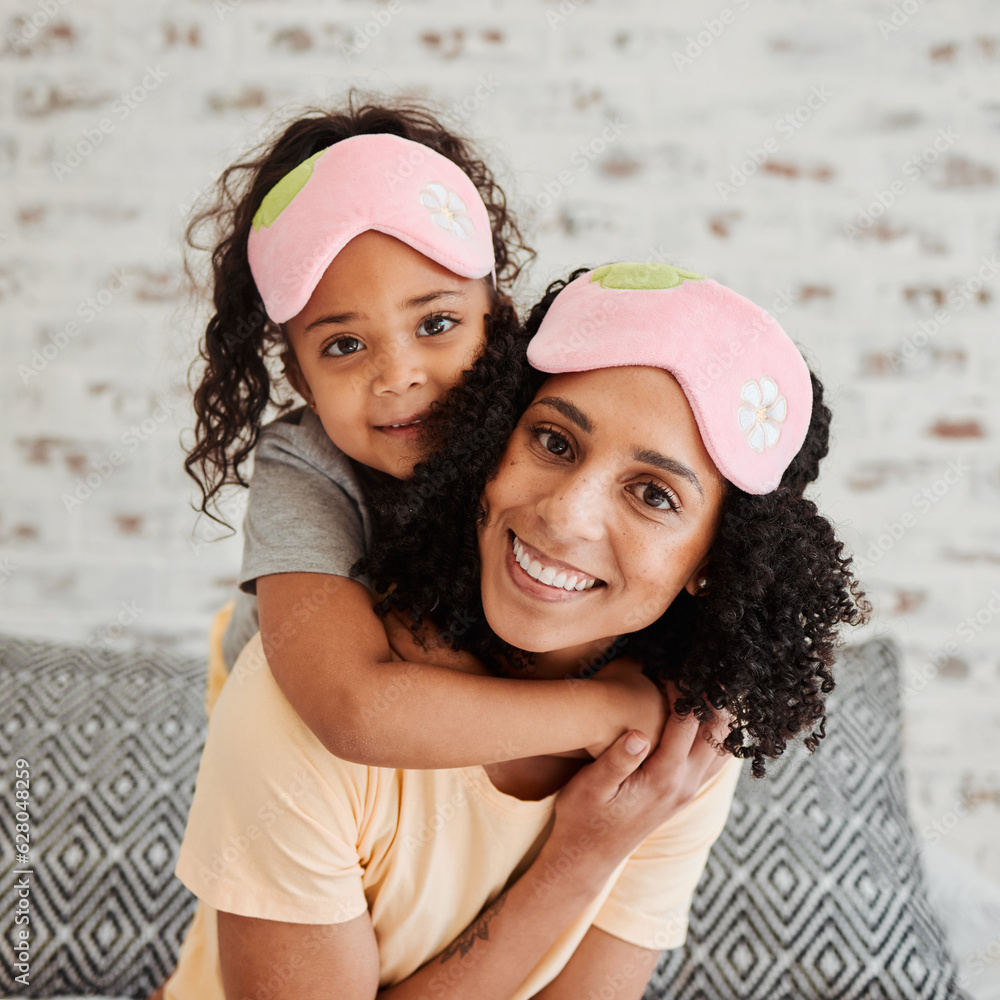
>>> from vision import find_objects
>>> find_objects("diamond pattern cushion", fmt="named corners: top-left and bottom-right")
top-left (646, 638), bottom-right (970, 1000)
top-left (0, 634), bottom-right (967, 999)
top-left (0, 635), bottom-right (205, 998)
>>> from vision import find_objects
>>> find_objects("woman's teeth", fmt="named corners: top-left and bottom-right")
top-left (512, 535), bottom-right (597, 592)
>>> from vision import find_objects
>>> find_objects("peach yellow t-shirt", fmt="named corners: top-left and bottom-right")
top-left (166, 633), bottom-right (742, 1000)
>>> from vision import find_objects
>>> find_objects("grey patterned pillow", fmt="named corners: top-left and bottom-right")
top-left (0, 635), bottom-right (205, 998)
top-left (646, 638), bottom-right (969, 1000)
top-left (0, 634), bottom-right (967, 999)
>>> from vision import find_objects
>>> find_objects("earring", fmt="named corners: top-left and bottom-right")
top-left (308, 401), bottom-right (317, 413)
top-left (698, 577), bottom-right (708, 593)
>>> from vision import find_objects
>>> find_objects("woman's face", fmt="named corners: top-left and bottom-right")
top-left (478, 367), bottom-right (726, 672)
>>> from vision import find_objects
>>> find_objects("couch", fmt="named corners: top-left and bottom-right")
top-left (0, 633), bottom-right (990, 999)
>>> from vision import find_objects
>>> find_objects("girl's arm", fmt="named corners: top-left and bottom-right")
top-left (257, 571), bottom-right (664, 769)
top-left (216, 716), bottom-right (732, 1000)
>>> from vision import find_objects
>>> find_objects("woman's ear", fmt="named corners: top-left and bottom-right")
top-left (684, 558), bottom-right (711, 597)
top-left (281, 347), bottom-right (315, 410)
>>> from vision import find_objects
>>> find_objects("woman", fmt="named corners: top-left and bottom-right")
top-left (163, 263), bottom-right (867, 999)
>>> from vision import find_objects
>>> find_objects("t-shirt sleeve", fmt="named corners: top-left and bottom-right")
top-left (238, 408), bottom-right (371, 594)
top-left (175, 634), bottom-right (371, 925)
top-left (591, 755), bottom-right (743, 951)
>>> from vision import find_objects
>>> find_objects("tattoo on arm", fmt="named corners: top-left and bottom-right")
top-left (438, 893), bottom-right (508, 963)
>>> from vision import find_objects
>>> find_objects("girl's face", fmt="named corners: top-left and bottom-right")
top-left (477, 367), bottom-right (727, 675)
top-left (283, 231), bottom-right (492, 477)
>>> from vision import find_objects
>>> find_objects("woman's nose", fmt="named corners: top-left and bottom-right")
top-left (534, 470), bottom-right (608, 542)
top-left (369, 343), bottom-right (427, 395)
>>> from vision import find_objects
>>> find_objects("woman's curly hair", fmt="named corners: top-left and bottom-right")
top-left (182, 93), bottom-right (534, 525)
top-left (363, 270), bottom-right (871, 777)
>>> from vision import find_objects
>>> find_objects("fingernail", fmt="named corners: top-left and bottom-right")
top-left (624, 733), bottom-right (648, 755)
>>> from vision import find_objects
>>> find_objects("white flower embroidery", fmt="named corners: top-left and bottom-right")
top-left (738, 377), bottom-right (787, 453)
top-left (419, 182), bottom-right (474, 240)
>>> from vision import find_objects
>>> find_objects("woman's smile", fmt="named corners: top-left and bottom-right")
top-left (506, 530), bottom-right (606, 599)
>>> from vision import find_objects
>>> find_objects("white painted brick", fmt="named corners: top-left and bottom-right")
top-left (0, 0), bottom-right (998, 888)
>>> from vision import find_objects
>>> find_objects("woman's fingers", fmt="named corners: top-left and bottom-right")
top-left (570, 729), bottom-right (651, 801)
top-left (642, 706), bottom-right (702, 777)
top-left (552, 723), bottom-right (732, 871)
top-left (604, 730), bottom-right (652, 785)
top-left (547, 730), bottom-right (656, 877)
top-left (640, 708), bottom-right (730, 808)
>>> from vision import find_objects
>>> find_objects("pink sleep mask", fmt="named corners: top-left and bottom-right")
top-left (247, 133), bottom-right (496, 324)
top-left (526, 263), bottom-right (813, 495)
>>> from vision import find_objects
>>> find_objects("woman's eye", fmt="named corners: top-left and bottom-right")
top-left (537, 429), bottom-right (570, 456)
top-left (323, 336), bottom-right (364, 357)
top-left (418, 315), bottom-right (457, 337)
top-left (635, 482), bottom-right (678, 511)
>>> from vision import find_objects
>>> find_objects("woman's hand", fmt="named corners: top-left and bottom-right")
top-left (585, 657), bottom-right (668, 759)
top-left (543, 703), bottom-right (732, 883)
top-left (382, 608), bottom-right (491, 676)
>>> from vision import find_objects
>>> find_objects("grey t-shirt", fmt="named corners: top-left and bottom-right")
top-left (221, 406), bottom-right (373, 669)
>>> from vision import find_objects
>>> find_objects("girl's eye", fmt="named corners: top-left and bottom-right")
top-left (632, 481), bottom-right (680, 512)
top-left (418, 315), bottom-right (457, 337)
top-left (323, 336), bottom-right (364, 357)
top-left (536, 428), bottom-right (571, 457)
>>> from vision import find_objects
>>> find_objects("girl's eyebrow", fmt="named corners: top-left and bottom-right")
top-left (305, 312), bottom-right (357, 330)
top-left (304, 290), bottom-right (465, 332)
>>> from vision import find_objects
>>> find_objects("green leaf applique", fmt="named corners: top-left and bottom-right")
top-left (252, 149), bottom-right (326, 231)
top-left (590, 262), bottom-right (706, 290)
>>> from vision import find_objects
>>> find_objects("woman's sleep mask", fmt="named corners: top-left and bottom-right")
top-left (526, 263), bottom-right (813, 495)
top-left (247, 133), bottom-right (496, 324)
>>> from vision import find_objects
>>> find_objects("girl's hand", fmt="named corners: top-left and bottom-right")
top-left (545, 706), bottom-right (731, 882)
top-left (586, 657), bottom-right (668, 759)
top-left (382, 608), bottom-right (491, 676)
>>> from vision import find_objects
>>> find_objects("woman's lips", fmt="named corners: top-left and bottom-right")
top-left (504, 531), bottom-right (605, 602)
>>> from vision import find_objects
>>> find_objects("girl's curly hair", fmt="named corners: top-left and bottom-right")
top-left (183, 93), bottom-right (534, 524)
top-left (363, 270), bottom-right (870, 777)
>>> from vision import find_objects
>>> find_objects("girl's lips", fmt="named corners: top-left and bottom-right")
top-left (503, 531), bottom-right (605, 603)
top-left (376, 422), bottom-right (424, 441)
top-left (375, 411), bottom-right (428, 441)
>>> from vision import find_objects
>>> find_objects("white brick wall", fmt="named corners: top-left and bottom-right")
top-left (2, 0), bottom-right (998, 898)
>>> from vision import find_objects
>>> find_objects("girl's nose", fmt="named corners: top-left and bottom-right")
top-left (370, 343), bottom-right (428, 395)
top-left (534, 470), bottom-right (608, 543)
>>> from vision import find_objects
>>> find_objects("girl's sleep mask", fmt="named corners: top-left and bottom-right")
top-left (525, 263), bottom-right (812, 495)
top-left (247, 133), bottom-right (496, 324)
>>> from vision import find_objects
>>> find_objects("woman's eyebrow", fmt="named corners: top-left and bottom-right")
top-left (533, 397), bottom-right (593, 433)
top-left (632, 448), bottom-right (705, 500)
top-left (532, 398), bottom-right (703, 498)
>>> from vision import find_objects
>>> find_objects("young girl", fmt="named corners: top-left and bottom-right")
top-left (183, 98), bottom-right (664, 766)
top-left (164, 263), bottom-right (868, 999)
